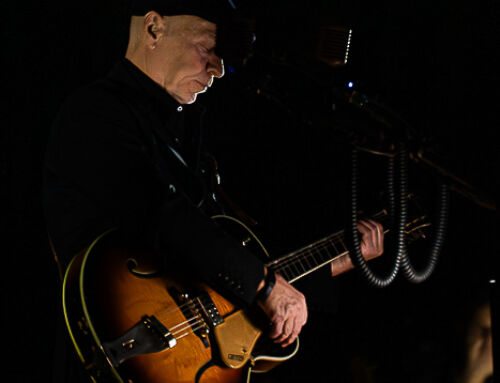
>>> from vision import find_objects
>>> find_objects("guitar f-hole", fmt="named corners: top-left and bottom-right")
top-left (126, 258), bottom-right (162, 278)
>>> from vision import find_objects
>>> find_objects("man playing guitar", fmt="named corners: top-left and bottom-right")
top-left (43, 1), bottom-right (383, 381)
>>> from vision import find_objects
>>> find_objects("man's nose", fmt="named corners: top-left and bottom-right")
top-left (208, 54), bottom-right (225, 80)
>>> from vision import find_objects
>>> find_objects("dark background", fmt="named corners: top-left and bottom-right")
top-left (2, 0), bottom-right (497, 382)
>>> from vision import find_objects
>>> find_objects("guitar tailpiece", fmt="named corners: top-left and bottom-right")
top-left (102, 315), bottom-right (177, 367)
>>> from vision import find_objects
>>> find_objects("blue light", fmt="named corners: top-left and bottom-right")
top-left (348, 82), bottom-right (354, 88)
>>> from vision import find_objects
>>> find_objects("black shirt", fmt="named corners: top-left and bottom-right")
top-left (43, 58), bottom-right (265, 307)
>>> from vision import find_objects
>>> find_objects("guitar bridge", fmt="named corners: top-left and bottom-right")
top-left (102, 315), bottom-right (177, 367)
top-left (170, 288), bottom-right (223, 328)
top-left (197, 292), bottom-right (224, 327)
top-left (169, 288), bottom-right (224, 348)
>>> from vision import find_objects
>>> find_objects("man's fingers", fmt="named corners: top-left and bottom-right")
top-left (269, 315), bottom-right (284, 339)
top-left (357, 220), bottom-right (375, 248)
top-left (367, 219), bottom-right (384, 255)
top-left (274, 317), bottom-right (295, 343)
top-left (281, 326), bottom-right (301, 347)
top-left (258, 274), bottom-right (308, 347)
top-left (357, 219), bottom-right (384, 258)
top-left (357, 220), bottom-right (370, 234)
top-left (359, 219), bottom-right (378, 238)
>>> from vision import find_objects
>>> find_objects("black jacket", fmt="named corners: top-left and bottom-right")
top-left (43, 58), bottom-right (264, 307)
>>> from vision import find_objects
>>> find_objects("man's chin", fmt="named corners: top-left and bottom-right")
top-left (186, 89), bottom-right (209, 104)
top-left (185, 93), bottom-right (198, 104)
top-left (168, 89), bottom-right (196, 105)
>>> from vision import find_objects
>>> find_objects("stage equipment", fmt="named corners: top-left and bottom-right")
top-left (241, 18), bottom-right (495, 285)
top-left (214, 0), bottom-right (258, 72)
top-left (315, 25), bottom-right (492, 284)
top-left (344, 80), bottom-right (495, 284)
top-left (349, 144), bottom-right (450, 286)
top-left (315, 26), bottom-right (352, 67)
top-left (216, 13), bottom-right (256, 71)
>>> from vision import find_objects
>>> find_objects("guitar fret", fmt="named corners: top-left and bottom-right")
top-left (339, 237), bottom-right (349, 253)
top-left (324, 244), bottom-right (334, 260)
top-left (312, 248), bottom-right (325, 263)
top-left (302, 251), bottom-right (314, 269)
top-left (275, 238), bottom-right (348, 283)
top-left (307, 251), bottom-right (320, 267)
top-left (267, 209), bottom-right (391, 284)
top-left (315, 245), bottom-right (329, 263)
top-left (290, 261), bottom-right (302, 277)
top-left (329, 238), bottom-right (340, 255)
top-left (296, 258), bottom-right (308, 274)
top-left (279, 265), bottom-right (293, 281)
top-left (322, 244), bottom-right (333, 260)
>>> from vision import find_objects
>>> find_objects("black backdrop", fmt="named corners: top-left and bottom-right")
top-left (2, 1), bottom-right (497, 382)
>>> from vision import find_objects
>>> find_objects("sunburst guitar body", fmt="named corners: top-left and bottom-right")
top-left (62, 215), bottom-right (298, 383)
top-left (63, 206), bottom-right (429, 383)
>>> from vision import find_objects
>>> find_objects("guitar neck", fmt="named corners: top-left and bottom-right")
top-left (265, 229), bottom-right (351, 284)
top-left (265, 210), bottom-right (390, 283)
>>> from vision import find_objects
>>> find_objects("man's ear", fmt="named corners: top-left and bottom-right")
top-left (143, 11), bottom-right (164, 46)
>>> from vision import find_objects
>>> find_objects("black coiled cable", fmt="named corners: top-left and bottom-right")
top-left (386, 153), bottom-right (396, 230)
top-left (350, 146), bottom-right (450, 286)
top-left (349, 147), bottom-right (403, 287)
top-left (400, 181), bottom-right (449, 283)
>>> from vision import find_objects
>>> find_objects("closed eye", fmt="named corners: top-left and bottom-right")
top-left (197, 43), bottom-right (207, 52)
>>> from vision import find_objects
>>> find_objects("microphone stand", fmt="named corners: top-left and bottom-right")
top-left (411, 149), bottom-right (496, 211)
top-left (345, 87), bottom-right (496, 212)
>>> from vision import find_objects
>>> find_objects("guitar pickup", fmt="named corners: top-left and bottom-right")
top-left (102, 315), bottom-right (177, 367)
top-left (197, 292), bottom-right (223, 327)
top-left (169, 288), bottom-right (223, 328)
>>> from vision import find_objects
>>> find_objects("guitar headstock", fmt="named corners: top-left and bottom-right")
top-left (365, 193), bottom-right (432, 244)
top-left (405, 215), bottom-right (432, 243)
top-left (405, 193), bottom-right (432, 244)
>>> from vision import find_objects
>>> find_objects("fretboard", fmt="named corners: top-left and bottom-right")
top-left (265, 229), bottom-right (351, 284)
top-left (265, 210), bottom-right (390, 283)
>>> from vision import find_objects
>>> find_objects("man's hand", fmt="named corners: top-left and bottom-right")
top-left (331, 219), bottom-right (384, 276)
top-left (357, 219), bottom-right (384, 260)
top-left (257, 274), bottom-right (307, 348)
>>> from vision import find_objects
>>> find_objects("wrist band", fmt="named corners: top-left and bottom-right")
top-left (257, 271), bottom-right (276, 302)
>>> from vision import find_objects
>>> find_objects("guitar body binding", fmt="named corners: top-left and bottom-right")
top-left (62, 217), bottom-right (296, 383)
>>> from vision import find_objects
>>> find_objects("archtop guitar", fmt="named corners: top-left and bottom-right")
top-left (62, 212), bottom-right (429, 383)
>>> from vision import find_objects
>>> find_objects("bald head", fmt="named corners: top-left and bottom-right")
top-left (125, 12), bottom-right (224, 104)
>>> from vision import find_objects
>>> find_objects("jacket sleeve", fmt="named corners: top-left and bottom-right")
top-left (43, 87), bottom-right (265, 308)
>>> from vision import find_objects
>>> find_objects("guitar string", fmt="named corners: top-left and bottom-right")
top-left (272, 210), bottom-right (386, 267)
top-left (163, 244), bottom-right (348, 343)
top-left (149, 293), bottom-right (209, 320)
top-left (171, 319), bottom-right (205, 337)
top-left (168, 314), bottom-right (203, 332)
top-left (270, 235), bottom-right (345, 268)
top-left (274, 242), bottom-right (345, 271)
top-left (270, 224), bottom-right (352, 266)
top-left (137, 211), bottom-right (388, 344)
top-left (269, 211), bottom-right (387, 277)
top-left (272, 223), bottom-right (386, 280)
top-left (278, 218), bottom-right (392, 277)
top-left (272, 252), bottom-right (345, 283)
top-left (175, 323), bottom-right (209, 341)
top-left (151, 298), bottom-right (213, 339)
top-left (275, 228), bottom-right (393, 284)
top-left (268, 233), bottom-right (348, 277)
top-left (140, 297), bottom-right (207, 339)
top-left (164, 214), bottom-right (385, 333)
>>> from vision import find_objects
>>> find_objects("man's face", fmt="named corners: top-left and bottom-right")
top-left (154, 16), bottom-right (224, 104)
